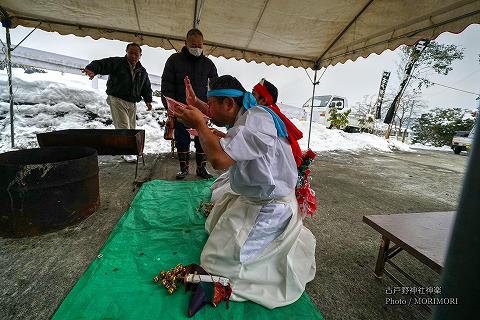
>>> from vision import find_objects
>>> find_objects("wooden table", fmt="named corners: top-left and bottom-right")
top-left (363, 211), bottom-right (455, 284)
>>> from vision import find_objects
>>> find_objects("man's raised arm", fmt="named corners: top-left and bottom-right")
top-left (82, 57), bottom-right (119, 79)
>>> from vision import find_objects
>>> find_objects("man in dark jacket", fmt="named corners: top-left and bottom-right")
top-left (82, 43), bottom-right (152, 161)
top-left (161, 28), bottom-right (218, 179)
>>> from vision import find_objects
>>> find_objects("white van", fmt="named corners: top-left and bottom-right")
top-left (301, 95), bottom-right (364, 132)
top-left (451, 123), bottom-right (476, 154)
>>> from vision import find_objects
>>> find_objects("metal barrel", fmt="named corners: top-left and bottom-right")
top-left (0, 147), bottom-right (99, 237)
top-left (36, 129), bottom-right (145, 155)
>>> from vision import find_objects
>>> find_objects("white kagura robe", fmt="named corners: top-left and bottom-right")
top-left (200, 106), bottom-right (316, 308)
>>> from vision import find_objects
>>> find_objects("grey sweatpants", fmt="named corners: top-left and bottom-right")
top-left (107, 95), bottom-right (136, 129)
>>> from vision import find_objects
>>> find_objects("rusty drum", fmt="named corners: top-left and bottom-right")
top-left (36, 129), bottom-right (145, 156)
top-left (0, 147), bottom-right (99, 237)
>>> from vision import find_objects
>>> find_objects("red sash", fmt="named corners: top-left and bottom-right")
top-left (254, 83), bottom-right (303, 167)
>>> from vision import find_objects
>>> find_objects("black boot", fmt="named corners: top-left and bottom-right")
top-left (176, 151), bottom-right (189, 180)
top-left (196, 153), bottom-right (213, 179)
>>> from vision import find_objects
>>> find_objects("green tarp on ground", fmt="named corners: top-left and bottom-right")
top-left (53, 179), bottom-right (323, 320)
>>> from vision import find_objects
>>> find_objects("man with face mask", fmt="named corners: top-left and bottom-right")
top-left (82, 43), bottom-right (153, 162)
top-left (161, 29), bottom-right (218, 179)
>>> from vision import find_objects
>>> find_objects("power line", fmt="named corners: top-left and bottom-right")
top-left (449, 68), bottom-right (480, 86)
top-left (411, 75), bottom-right (480, 96)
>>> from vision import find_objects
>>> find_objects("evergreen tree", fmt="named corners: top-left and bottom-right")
top-left (412, 108), bottom-right (475, 146)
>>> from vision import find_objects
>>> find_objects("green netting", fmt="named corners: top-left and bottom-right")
top-left (53, 179), bottom-right (323, 320)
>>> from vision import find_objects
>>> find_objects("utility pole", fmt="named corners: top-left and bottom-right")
top-left (384, 39), bottom-right (430, 139)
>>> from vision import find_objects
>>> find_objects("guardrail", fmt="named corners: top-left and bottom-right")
top-left (0, 45), bottom-right (161, 90)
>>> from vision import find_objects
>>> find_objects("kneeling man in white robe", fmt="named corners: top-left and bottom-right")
top-left (174, 75), bottom-right (316, 309)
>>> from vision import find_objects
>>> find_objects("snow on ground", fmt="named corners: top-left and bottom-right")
top-left (410, 143), bottom-right (452, 152)
top-left (1, 69), bottom-right (414, 155)
top-left (0, 68), bottom-right (170, 154)
top-left (291, 117), bottom-right (411, 153)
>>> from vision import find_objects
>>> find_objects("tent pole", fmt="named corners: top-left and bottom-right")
top-left (307, 64), bottom-right (320, 149)
top-left (12, 22), bottom-right (40, 51)
top-left (6, 26), bottom-right (14, 148)
top-left (1, 15), bottom-right (14, 148)
top-left (194, 0), bottom-right (205, 29)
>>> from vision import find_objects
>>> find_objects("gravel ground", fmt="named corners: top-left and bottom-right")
top-left (0, 149), bottom-right (469, 319)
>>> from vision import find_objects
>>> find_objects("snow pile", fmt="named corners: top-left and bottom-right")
top-left (1, 69), bottom-right (412, 154)
top-left (290, 118), bottom-right (410, 153)
top-left (277, 103), bottom-right (305, 120)
top-left (0, 69), bottom-right (170, 153)
top-left (410, 143), bottom-right (452, 152)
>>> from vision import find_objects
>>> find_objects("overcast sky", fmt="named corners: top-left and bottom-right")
top-left (2, 24), bottom-right (479, 110)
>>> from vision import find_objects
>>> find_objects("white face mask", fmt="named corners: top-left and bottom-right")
top-left (188, 47), bottom-right (203, 57)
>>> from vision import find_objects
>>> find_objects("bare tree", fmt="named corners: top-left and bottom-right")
top-left (383, 91), bottom-right (427, 139)
top-left (354, 94), bottom-right (377, 115)
top-left (353, 95), bottom-right (377, 133)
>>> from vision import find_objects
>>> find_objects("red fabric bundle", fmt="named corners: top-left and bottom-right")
top-left (253, 83), bottom-right (303, 167)
top-left (295, 149), bottom-right (317, 218)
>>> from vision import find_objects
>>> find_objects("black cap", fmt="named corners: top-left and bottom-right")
top-left (262, 79), bottom-right (278, 103)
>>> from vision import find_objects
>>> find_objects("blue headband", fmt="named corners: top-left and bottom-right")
top-left (207, 89), bottom-right (257, 110)
top-left (207, 89), bottom-right (287, 137)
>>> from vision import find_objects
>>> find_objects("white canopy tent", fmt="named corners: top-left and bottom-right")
top-left (1, 0), bottom-right (479, 68)
top-left (2, 0), bottom-right (478, 146)
top-left (1, 0), bottom-right (479, 146)
top-left (1, 1), bottom-right (480, 318)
